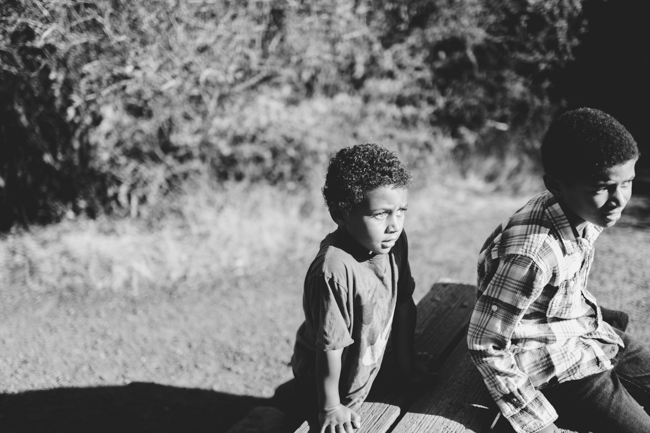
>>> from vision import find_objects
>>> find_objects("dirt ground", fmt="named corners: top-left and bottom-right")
top-left (1, 184), bottom-right (648, 433)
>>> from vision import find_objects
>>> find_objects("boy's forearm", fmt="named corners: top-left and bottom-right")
top-left (315, 348), bottom-right (344, 409)
top-left (468, 326), bottom-right (559, 432)
top-left (392, 298), bottom-right (417, 374)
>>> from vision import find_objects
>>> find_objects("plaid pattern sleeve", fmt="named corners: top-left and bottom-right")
top-left (467, 192), bottom-right (623, 433)
top-left (468, 253), bottom-right (558, 433)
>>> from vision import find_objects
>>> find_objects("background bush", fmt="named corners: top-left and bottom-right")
top-left (0, 0), bottom-right (647, 230)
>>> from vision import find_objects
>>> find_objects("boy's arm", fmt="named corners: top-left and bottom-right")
top-left (391, 231), bottom-right (436, 384)
top-left (392, 230), bottom-right (416, 375)
top-left (315, 349), bottom-right (361, 432)
top-left (467, 254), bottom-right (558, 433)
top-left (392, 297), bottom-right (417, 376)
top-left (392, 297), bottom-right (437, 385)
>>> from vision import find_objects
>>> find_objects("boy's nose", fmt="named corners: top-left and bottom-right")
top-left (387, 214), bottom-right (402, 233)
top-left (611, 186), bottom-right (628, 207)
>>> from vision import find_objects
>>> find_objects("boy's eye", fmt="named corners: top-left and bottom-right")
top-left (594, 183), bottom-right (612, 192)
top-left (373, 212), bottom-right (388, 220)
top-left (396, 207), bottom-right (408, 216)
top-left (596, 181), bottom-right (633, 193)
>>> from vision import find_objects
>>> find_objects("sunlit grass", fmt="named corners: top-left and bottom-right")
top-left (0, 180), bottom-right (333, 306)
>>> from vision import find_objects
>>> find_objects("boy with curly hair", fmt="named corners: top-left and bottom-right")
top-left (468, 108), bottom-right (650, 433)
top-left (291, 143), bottom-right (430, 433)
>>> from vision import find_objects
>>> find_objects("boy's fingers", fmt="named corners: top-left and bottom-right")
top-left (351, 411), bottom-right (362, 428)
top-left (344, 422), bottom-right (354, 433)
top-left (321, 421), bottom-right (334, 433)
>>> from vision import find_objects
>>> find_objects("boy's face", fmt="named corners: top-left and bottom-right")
top-left (340, 186), bottom-right (408, 255)
top-left (554, 159), bottom-right (636, 229)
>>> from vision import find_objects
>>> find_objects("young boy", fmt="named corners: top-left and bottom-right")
top-left (467, 108), bottom-right (650, 433)
top-left (291, 143), bottom-right (427, 433)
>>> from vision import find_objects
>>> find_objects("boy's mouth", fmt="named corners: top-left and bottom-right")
top-left (603, 208), bottom-right (622, 220)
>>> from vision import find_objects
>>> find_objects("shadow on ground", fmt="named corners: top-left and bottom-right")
top-left (0, 382), bottom-right (291, 433)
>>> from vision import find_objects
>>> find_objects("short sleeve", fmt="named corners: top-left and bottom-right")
top-left (305, 275), bottom-right (355, 351)
top-left (395, 231), bottom-right (415, 304)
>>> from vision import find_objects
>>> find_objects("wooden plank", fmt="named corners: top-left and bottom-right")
top-left (413, 282), bottom-right (475, 360)
top-left (370, 282), bottom-right (477, 408)
top-left (293, 282), bottom-right (477, 433)
top-left (390, 343), bottom-right (493, 433)
top-left (293, 402), bottom-right (401, 433)
top-left (391, 284), bottom-right (580, 433)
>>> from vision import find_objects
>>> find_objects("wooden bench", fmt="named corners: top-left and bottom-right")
top-left (292, 281), bottom-right (579, 433)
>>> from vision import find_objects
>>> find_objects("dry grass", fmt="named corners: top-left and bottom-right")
top-left (1, 177), bottom-right (648, 432)
top-left (0, 181), bottom-right (329, 307)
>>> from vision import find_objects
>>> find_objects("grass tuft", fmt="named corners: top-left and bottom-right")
top-left (0, 179), bottom-right (335, 308)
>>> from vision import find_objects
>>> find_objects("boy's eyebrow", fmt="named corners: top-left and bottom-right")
top-left (595, 176), bottom-right (636, 183)
top-left (369, 203), bottom-right (408, 211)
top-left (591, 173), bottom-right (635, 183)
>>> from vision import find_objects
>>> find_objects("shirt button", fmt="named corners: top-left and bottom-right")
top-left (491, 305), bottom-right (498, 312)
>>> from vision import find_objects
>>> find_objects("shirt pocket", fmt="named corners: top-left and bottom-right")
top-left (546, 274), bottom-right (588, 319)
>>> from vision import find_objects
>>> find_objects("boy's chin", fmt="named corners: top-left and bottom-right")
top-left (602, 218), bottom-right (620, 228)
top-left (368, 244), bottom-right (393, 255)
top-left (592, 215), bottom-right (621, 228)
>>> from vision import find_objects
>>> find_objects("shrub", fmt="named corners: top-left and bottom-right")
top-left (0, 0), bottom-right (593, 229)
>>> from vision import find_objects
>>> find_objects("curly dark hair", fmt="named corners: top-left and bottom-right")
top-left (542, 108), bottom-right (639, 182)
top-left (323, 143), bottom-right (412, 219)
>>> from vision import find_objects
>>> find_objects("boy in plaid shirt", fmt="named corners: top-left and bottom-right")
top-left (467, 108), bottom-right (650, 433)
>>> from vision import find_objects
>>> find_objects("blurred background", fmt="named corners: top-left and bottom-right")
top-left (1, 1), bottom-right (648, 432)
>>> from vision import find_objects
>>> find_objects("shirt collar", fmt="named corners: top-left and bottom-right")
top-left (542, 191), bottom-right (603, 254)
top-left (333, 226), bottom-right (375, 262)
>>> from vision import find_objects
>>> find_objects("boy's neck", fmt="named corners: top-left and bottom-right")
top-left (556, 198), bottom-right (589, 238)
top-left (337, 226), bottom-right (376, 258)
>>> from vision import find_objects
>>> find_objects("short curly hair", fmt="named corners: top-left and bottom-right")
top-left (323, 143), bottom-right (412, 219)
top-left (542, 107), bottom-right (639, 182)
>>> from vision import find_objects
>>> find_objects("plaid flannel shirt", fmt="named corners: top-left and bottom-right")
top-left (467, 191), bottom-right (624, 433)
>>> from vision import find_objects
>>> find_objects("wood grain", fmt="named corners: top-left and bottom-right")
top-left (293, 282), bottom-right (477, 433)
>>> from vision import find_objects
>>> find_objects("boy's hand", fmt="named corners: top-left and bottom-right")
top-left (536, 423), bottom-right (561, 433)
top-left (319, 404), bottom-right (361, 433)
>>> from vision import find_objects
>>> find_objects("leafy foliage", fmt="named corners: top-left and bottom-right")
top-left (0, 0), bottom-right (620, 229)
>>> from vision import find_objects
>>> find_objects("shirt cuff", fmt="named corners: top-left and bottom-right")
top-left (499, 387), bottom-right (558, 433)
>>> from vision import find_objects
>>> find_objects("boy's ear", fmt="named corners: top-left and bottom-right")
top-left (543, 173), bottom-right (564, 197)
top-left (329, 208), bottom-right (347, 226)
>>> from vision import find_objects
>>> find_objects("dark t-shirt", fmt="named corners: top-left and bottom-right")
top-left (292, 227), bottom-right (415, 408)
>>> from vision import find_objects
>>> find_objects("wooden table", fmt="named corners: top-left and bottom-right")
top-left (292, 281), bottom-right (579, 433)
